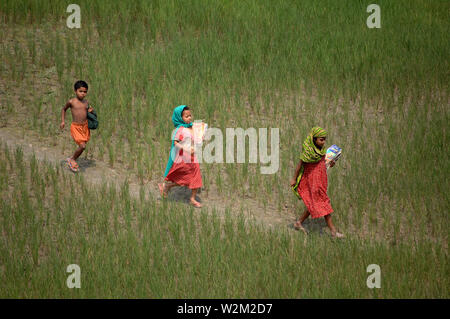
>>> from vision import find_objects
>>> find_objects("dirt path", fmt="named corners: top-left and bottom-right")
top-left (0, 126), bottom-right (317, 232)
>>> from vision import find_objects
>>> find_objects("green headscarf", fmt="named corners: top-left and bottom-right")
top-left (164, 105), bottom-right (193, 177)
top-left (171, 105), bottom-right (193, 129)
top-left (291, 127), bottom-right (328, 199)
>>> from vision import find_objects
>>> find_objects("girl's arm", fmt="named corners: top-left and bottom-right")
top-left (173, 128), bottom-right (194, 154)
top-left (290, 160), bottom-right (303, 186)
top-left (174, 140), bottom-right (193, 153)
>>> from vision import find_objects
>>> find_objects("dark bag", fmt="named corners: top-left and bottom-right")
top-left (87, 103), bottom-right (98, 130)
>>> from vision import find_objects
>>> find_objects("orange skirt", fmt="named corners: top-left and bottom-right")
top-left (70, 121), bottom-right (90, 145)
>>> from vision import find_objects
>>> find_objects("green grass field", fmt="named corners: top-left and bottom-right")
top-left (0, 143), bottom-right (447, 298)
top-left (0, 0), bottom-right (448, 298)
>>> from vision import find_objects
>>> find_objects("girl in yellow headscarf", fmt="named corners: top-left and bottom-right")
top-left (290, 127), bottom-right (344, 238)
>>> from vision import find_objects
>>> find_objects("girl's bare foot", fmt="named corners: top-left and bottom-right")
top-left (190, 199), bottom-right (202, 208)
top-left (331, 231), bottom-right (345, 238)
top-left (294, 221), bottom-right (307, 234)
top-left (158, 183), bottom-right (168, 198)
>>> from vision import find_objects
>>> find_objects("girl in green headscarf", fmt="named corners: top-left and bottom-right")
top-left (158, 105), bottom-right (203, 208)
top-left (290, 127), bottom-right (344, 238)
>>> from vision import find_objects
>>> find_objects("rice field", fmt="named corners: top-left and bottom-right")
top-left (0, 143), bottom-right (447, 298)
top-left (0, 0), bottom-right (448, 298)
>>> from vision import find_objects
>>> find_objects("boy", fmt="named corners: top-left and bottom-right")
top-left (60, 80), bottom-right (94, 172)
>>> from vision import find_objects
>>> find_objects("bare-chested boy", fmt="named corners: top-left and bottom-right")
top-left (60, 80), bottom-right (94, 172)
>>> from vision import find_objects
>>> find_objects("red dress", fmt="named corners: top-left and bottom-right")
top-left (165, 127), bottom-right (203, 189)
top-left (297, 156), bottom-right (333, 218)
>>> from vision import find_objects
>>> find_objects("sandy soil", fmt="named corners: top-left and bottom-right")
top-left (0, 126), bottom-right (329, 234)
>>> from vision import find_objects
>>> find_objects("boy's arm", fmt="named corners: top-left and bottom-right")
top-left (290, 159), bottom-right (303, 186)
top-left (60, 101), bottom-right (71, 129)
top-left (87, 101), bottom-right (94, 113)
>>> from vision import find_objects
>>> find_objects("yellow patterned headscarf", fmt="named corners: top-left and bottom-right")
top-left (300, 127), bottom-right (327, 162)
top-left (292, 127), bottom-right (328, 199)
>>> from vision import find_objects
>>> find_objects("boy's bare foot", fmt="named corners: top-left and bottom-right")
top-left (294, 221), bottom-right (307, 234)
top-left (190, 199), bottom-right (202, 208)
top-left (67, 158), bottom-right (79, 172)
top-left (331, 231), bottom-right (345, 238)
top-left (158, 183), bottom-right (168, 198)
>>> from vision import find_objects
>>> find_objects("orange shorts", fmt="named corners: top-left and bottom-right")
top-left (70, 121), bottom-right (90, 145)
